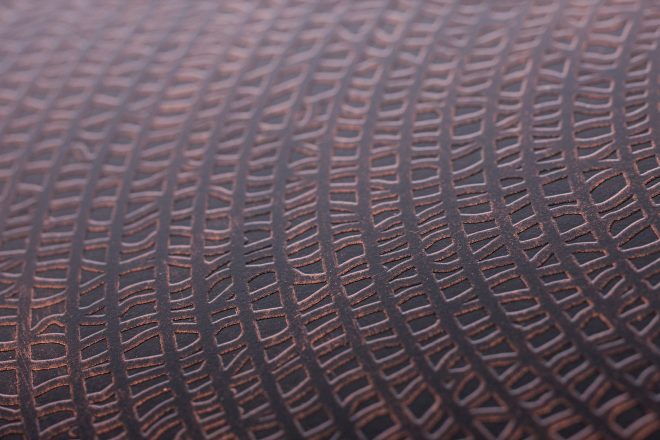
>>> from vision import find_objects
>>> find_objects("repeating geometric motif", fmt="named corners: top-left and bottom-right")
top-left (0, 0), bottom-right (658, 438)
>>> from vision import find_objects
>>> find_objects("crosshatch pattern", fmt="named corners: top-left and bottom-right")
top-left (0, 0), bottom-right (659, 438)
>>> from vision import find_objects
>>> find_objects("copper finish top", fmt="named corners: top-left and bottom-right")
top-left (0, 1), bottom-right (659, 438)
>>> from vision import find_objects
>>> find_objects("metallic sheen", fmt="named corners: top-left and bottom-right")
top-left (0, 0), bottom-right (659, 438)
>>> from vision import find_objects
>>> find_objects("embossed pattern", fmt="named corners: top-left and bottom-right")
top-left (0, 0), bottom-right (659, 438)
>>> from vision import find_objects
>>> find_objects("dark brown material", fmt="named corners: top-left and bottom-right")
top-left (0, 0), bottom-right (659, 438)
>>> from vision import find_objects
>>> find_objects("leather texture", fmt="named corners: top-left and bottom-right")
top-left (0, 0), bottom-right (658, 438)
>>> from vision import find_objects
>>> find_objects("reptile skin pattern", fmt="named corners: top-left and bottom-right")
top-left (0, 0), bottom-right (659, 439)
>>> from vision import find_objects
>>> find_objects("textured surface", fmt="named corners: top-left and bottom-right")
top-left (0, 0), bottom-right (659, 438)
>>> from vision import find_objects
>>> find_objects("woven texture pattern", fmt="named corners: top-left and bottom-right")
top-left (0, 0), bottom-right (659, 438)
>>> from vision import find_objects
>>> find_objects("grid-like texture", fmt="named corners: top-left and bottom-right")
top-left (0, 0), bottom-right (659, 438)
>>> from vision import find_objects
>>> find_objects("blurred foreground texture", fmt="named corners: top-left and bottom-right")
top-left (0, 0), bottom-right (659, 439)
